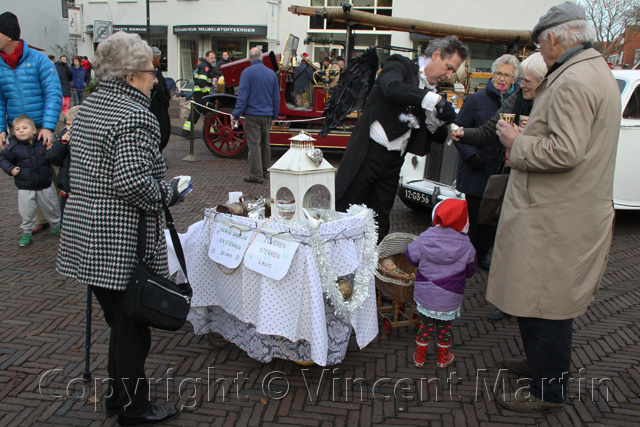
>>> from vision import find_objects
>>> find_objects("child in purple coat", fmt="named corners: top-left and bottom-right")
top-left (405, 199), bottom-right (477, 368)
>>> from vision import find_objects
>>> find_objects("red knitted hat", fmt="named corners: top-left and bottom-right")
top-left (432, 199), bottom-right (469, 233)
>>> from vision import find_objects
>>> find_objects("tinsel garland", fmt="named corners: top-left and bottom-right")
top-left (310, 204), bottom-right (378, 320)
top-left (231, 205), bottom-right (378, 320)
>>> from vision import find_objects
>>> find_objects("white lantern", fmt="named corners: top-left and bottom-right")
top-left (268, 131), bottom-right (336, 224)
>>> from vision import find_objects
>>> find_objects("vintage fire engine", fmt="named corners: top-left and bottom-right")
top-left (200, 4), bottom-right (535, 211)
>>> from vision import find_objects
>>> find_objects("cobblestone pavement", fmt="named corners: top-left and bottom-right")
top-left (1, 105), bottom-right (640, 426)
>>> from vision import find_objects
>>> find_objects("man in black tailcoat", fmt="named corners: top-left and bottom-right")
top-left (335, 36), bottom-right (468, 242)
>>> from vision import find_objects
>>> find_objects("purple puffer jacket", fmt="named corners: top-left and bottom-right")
top-left (405, 226), bottom-right (477, 312)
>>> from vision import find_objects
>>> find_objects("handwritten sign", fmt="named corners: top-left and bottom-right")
top-left (208, 223), bottom-right (253, 269)
top-left (244, 233), bottom-right (300, 280)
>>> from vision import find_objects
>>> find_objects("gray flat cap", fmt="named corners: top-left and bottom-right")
top-left (151, 46), bottom-right (161, 57)
top-left (531, 1), bottom-right (587, 43)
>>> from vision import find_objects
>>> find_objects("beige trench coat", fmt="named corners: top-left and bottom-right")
top-left (486, 49), bottom-right (621, 320)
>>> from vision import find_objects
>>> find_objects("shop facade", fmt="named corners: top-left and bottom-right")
top-left (75, 0), bottom-right (562, 84)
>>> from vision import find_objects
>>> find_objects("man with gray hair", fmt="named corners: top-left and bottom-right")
top-left (491, 1), bottom-right (621, 412)
top-left (231, 48), bottom-right (280, 183)
top-left (335, 36), bottom-right (467, 242)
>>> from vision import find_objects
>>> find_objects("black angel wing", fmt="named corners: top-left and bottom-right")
top-left (320, 47), bottom-right (379, 138)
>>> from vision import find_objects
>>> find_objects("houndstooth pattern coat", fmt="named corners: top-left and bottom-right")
top-left (56, 79), bottom-right (175, 291)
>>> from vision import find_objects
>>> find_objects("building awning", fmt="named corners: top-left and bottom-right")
top-left (173, 25), bottom-right (267, 36)
top-left (85, 25), bottom-right (168, 36)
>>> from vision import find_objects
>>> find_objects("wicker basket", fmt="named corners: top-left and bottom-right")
top-left (374, 233), bottom-right (418, 303)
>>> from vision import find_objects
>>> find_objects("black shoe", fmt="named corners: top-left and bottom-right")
top-left (244, 176), bottom-right (264, 184)
top-left (180, 130), bottom-right (190, 138)
top-left (478, 257), bottom-right (491, 271)
top-left (487, 308), bottom-right (510, 322)
top-left (117, 405), bottom-right (179, 426)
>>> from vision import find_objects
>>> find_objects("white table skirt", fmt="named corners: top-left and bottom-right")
top-left (166, 212), bottom-right (378, 366)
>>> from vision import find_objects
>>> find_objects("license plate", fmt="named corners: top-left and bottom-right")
top-left (401, 187), bottom-right (431, 207)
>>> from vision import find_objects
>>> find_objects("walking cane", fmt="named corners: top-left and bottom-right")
top-left (83, 285), bottom-right (92, 382)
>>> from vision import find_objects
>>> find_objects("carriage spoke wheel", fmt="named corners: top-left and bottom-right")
top-left (202, 110), bottom-right (247, 158)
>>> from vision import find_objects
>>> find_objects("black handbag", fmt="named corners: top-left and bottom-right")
top-left (124, 187), bottom-right (192, 331)
top-left (477, 173), bottom-right (509, 226)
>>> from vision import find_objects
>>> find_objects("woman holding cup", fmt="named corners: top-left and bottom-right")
top-left (451, 52), bottom-right (547, 148)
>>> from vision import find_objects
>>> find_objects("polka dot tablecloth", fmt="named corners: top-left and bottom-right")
top-left (166, 211), bottom-right (379, 366)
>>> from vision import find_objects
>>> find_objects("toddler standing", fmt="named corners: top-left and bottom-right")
top-left (0, 116), bottom-right (61, 246)
top-left (405, 199), bottom-right (477, 368)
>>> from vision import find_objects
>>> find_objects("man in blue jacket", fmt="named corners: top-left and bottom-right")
top-left (0, 12), bottom-right (62, 149)
top-left (231, 48), bottom-right (280, 184)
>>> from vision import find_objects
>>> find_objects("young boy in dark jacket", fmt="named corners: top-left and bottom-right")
top-left (0, 116), bottom-right (61, 246)
top-left (46, 106), bottom-right (80, 219)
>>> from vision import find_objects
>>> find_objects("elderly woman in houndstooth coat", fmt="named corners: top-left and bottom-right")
top-left (56, 32), bottom-right (183, 426)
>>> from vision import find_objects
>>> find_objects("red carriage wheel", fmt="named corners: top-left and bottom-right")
top-left (202, 110), bottom-right (247, 158)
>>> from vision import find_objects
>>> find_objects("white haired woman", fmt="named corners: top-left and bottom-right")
top-left (452, 52), bottom-right (547, 146)
top-left (56, 32), bottom-right (185, 425)
top-left (451, 52), bottom-right (547, 322)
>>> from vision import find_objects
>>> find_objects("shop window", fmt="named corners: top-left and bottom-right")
top-left (213, 37), bottom-right (247, 63)
top-left (62, 0), bottom-right (75, 18)
top-left (179, 38), bottom-right (198, 88)
top-left (309, 0), bottom-right (392, 30)
top-left (149, 37), bottom-right (168, 72)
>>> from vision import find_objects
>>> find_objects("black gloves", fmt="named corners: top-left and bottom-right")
top-left (467, 154), bottom-right (486, 172)
top-left (435, 96), bottom-right (456, 125)
top-left (168, 179), bottom-right (184, 206)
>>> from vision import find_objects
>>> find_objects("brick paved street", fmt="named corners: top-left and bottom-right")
top-left (1, 103), bottom-right (640, 426)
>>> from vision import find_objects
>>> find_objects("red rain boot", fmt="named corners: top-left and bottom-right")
top-left (413, 340), bottom-right (429, 367)
top-left (437, 342), bottom-right (455, 368)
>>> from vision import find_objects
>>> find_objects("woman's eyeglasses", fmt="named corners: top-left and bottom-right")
top-left (519, 78), bottom-right (537, 86)
top-left (494, 71), bottom-right (515, 79)
top-left (131, 68), bottom-right (157, 75)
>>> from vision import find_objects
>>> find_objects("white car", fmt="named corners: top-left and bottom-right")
top-left (397, 70), bottom-right (640, 211)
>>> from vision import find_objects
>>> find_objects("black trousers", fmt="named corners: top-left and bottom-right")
top-left (91, 286), bottom-right (152, 415)
top-left (465, 195), bottom-right (497, 260)
top-left (518, 317), bottom-right (573, 403)
top-left (335, 140), bottom-right (404, 243)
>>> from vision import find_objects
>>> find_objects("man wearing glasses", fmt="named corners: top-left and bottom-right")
top-left (452, 54), bottom-right (520, 275)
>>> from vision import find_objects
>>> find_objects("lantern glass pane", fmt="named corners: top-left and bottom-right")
top-left (303, 184), bottom-right (331, 212)
top-left (276, 187), bottom-right (296, 220)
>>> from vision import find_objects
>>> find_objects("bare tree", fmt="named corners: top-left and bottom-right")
top-left (580, 0), bottom-right (640, 58)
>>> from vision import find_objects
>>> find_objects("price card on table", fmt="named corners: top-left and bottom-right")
top-left (244, 233), bottom-right (300, 280)
top-left (208, 222), bottom-right (253, 269)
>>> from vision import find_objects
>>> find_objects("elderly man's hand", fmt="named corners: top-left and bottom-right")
top-left (496, 120), bottom-right (520, 148)
top-left (38, 129), bottom-right (53, 146)
top-left (450, 128), bottom-right (464, 141)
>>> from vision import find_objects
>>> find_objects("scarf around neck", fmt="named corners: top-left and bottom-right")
top-left (0, 40), bottom-right (24, 69)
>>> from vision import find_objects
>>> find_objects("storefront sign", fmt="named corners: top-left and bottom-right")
top-left (244, 233), bottom-right (300, 281)
top-left (208, 223), bottom-right (253, 269)
top-left (68, 7), bottom-right (83, 38)
top-left (173, 25), bottom-right (267, 36)
top-left (266, 1), bottom-right (279, 41)
top-left (86, 25), bottom-right (167, 35)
